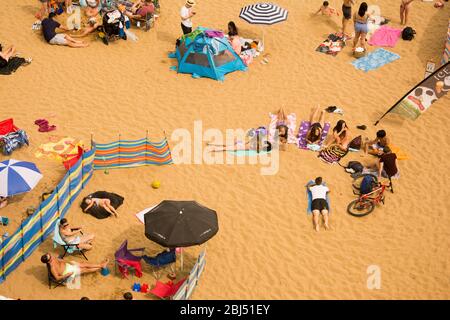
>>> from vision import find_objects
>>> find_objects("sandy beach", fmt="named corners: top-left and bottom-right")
top-left (0, 0), bottom-right (449, 300)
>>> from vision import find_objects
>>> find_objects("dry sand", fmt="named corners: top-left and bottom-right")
top-left (0, 0), bottom-right (449, 299)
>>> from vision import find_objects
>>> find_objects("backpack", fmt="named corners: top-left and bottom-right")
top-left (360, 175), bottom-right (378, 195)
top-left (345, 161), bottom-right (364, 174)
top-left (402, 27), bottom-right (416, 41)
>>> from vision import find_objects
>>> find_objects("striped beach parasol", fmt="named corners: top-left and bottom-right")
top-left (239, 3), bottom-right (288, 25)
top-left (239, 3), bottom-right (288, 51)
top-left (0, 159), bottom-right (43, 197)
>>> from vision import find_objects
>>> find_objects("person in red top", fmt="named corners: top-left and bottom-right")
top-left (378, 146), bottom-right (399, 179)
top-left (125, 0), bottom-right (155, 20)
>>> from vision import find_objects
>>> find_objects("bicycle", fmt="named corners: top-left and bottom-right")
top-left (347, 174), bottom-right (390, 217)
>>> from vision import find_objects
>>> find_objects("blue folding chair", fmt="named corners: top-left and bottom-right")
top-left (52, 219), bottom-right (88, 260)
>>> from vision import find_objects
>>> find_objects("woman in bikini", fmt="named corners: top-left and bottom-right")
top-left (59, 218), bottom-right (95, 250)
top-left (400, 0), bottom-right (415, 25)
top-left (353, 2), bottom-right (371, 52)
top-left (327, 120), bottom-right (352, 148)
top-left (306, 106), bottom-right (326, 146)
top-left (83, 196), bottom-right (119, 217)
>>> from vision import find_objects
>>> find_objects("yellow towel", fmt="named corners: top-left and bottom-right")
top-left (35, 137), bottom-right (83, 161)
top-left (390, 144), bottom-right (409, 160)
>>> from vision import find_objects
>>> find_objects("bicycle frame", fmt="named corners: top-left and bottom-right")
top-left (358, 183), bottom-right (387, 204)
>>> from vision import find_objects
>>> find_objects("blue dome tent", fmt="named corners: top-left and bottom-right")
top-left (171, 27), bottom-right (247, 81)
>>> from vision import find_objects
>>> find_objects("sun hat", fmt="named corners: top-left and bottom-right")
top-left (186, 0), bottom-right (196, 6)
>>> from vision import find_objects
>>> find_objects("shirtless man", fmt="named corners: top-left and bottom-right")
top-left (400, 0), bottom-right (414, 25)
top-left (342, 0), bottom-right (356, 38)
top-left (364, 129), bottom-right (390, 156)
top-left (41, 253), bottom-right (109, 282)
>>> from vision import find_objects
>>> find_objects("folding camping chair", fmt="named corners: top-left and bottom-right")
top-left (52, 219), bottom-right (88, 260)
top-left (134, 12), bottom-right (154, 31)
top-left (149, 278), bottom-right (186, 300)
top-left (142, 248), bottom-right (176, 279)
top-left (114, 240), bottom-right (145, 278)
top-left (46, 263), bottom-right (66, 289)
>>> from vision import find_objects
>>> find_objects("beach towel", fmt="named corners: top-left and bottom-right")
top-left (35, 137), bottom-right (83, 161)
top-left (0, 57), bottom-right (27, 76)
top-left (318, 144), bottom-right (348, 164)
top-left (80, 191), bottom-right (124, 219)
top-left (268, 112), bottom-right (297, 144)
top-left (352, 48), bottom-right (400, 72)
top-left (228, 150), bottom-right (270, 156)
top-left (135, 205), bottom-right (157, 224)
top-left (297, 121), bottom-right (330, 150)
top-left (204, 30), bottom-right (224, 38)
top-left (306, 180), bottom-right (331, 215)
top-left (389, 145), bottom-right (409, 160)
top-left (368, 26), bottom-right (402, 48)
top-left (0, 130), bottom-right (29, 155)
top-left (316, 33), bottom-right (346, 56)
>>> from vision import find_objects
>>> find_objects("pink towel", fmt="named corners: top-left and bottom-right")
top-left (368, 26), bottom-right (402, 48)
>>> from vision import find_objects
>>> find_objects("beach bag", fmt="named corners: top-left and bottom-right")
top-left (345, 161), bottom-right (363, 174)
top-left (348, 135), bottom-right (362, 151)
top-left (360, 175), bottom-right (378, 195)
top-left (402, 27), bottom-right (416, 41)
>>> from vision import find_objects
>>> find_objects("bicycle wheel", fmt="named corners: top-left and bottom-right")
top-left (347, 199), bottom-right (375, 217)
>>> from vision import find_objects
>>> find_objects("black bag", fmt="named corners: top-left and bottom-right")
top-left (402, 27), bottom-right (416, 41)
top-left (345, 161), bottom-right (364, 174)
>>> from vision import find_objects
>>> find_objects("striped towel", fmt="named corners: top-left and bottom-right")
top-left (318, 144), bottom-right (348, 164)
top-left (297, 121), bottom-right (330, 150)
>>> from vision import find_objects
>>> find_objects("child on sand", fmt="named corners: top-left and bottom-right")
top-left (400, 0), bottom-right (415, 25)
top-left (315, 1), bottom-right (340, 16)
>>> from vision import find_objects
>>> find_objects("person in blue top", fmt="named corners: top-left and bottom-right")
top-left (41, 12), bottom-right (88, 48)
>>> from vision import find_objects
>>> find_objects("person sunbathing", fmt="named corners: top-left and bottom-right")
top-left (83, 196), bottom-right (119, 217)
top-left (0, 44), bottom-right (32, 68)
top-left (59, 218), bottom-right (95, 250)
top-left (306, 106), bottom-right (326, 146)
top-left (41, 253), bottom-right (109, 282)
top-left (307, 177), bottom-right (331, 232)
top-left (272, 108), bottom-right (290, 151)
top-left (327, 120), bottom-right (352, 148)
top-left (364, 129), bottom-right (390, 156)
top-left (208, 139), bottom-right (272, 153)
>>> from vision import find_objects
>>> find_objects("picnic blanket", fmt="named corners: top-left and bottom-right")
top-left (352, 48), bottom-right (400, 72)
top-left (297, 121), bottom-right (330, 150)
top-left (368, 26), bottom-right (402, 48)
top-left (80, 191), bottom-right (124, 219)
top-left (35, 137), bottom-right (83, 161)
top-left (0, 57), bottom-right (27, 76)
top-left (306, 180), bottom-right (331, 215)
top-left (316, 33), bottom-right (346, 56)
top-left (268, 112), bottom-right (297, 144)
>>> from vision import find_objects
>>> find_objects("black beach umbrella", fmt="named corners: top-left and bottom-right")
top-left (144, 200), bottom-right (218, 248)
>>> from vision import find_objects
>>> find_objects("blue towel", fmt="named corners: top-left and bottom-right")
top-left (351, 48), bottom-right (400, 72)
top-left (227, 150), bottom-right (270, 156)
top-left (306, 180), bottom-right (331, 215)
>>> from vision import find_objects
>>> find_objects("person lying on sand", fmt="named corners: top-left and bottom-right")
top-left (272, 108), bottom-right (290, 151)
top-left (315, 1), bottom-right (340, 16)
top-left (208, 139), bottom-right (272, 153)
top-left (41, 253), bottom-right (109, 282)
top-left (83, 196), bottom-right (119, 217)
top-left (364, 129), bottom-right (390, 156)
top-left (42, 13), bottom-right (89, 48)
top-left (306, 106), bottom-right (326, 146)
top-left (308, 177), bottom-right (331, 232)
top-left (0, 44), bottom-right (32, 68)
top-left (59, 218), bottom-right (95, 250)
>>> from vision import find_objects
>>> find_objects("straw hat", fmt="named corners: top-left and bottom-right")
top-left (87, 0), bottom-right (98, 8)
top-left (186, 0), bottom-right (196, 6)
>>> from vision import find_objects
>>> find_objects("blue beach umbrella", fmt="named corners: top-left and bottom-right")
top-left (0, 159), bottom-right (43, 197)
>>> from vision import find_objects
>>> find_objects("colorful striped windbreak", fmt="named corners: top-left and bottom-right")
top-left (93, 137), bottom-right (172, 170)
top-left (443, 19), bottom-right (450, 66)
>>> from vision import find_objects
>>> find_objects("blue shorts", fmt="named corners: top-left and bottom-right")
top-left (355, 22), bottom-right (368, 34)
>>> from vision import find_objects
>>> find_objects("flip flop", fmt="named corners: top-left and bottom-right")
top-left (34, 119), bottom-right (48, 125)
top-left (38, 125), bottom-right (56, 132)
top-left (357, 125), bottom-right (367, 130)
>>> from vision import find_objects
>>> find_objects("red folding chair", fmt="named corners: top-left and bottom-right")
top-left (0, 118), bottom-right (19, 135)
top-left (63, 146), bottom-right (84, 170)
top-left (150, 278), bottom-right (186, 300)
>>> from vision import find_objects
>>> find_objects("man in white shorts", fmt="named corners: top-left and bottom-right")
top-left (42, 12), bottom-right (88, 48)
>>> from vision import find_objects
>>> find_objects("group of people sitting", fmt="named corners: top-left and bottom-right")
top-left (37, 0), bottom-right (158, 48)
